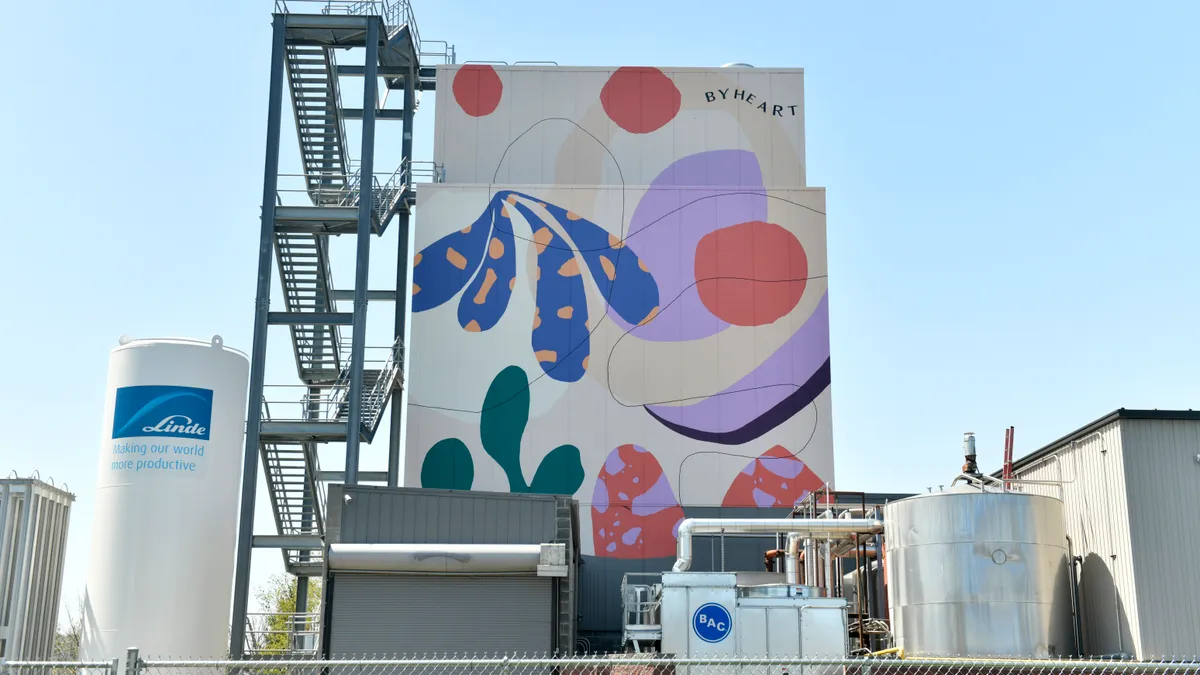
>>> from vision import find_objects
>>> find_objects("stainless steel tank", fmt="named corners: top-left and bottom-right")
top-left (884, 487), bottom-right (1074, 657)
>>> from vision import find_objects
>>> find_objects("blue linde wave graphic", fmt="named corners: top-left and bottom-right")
top-left (112, 385), bottom-right (214, 441)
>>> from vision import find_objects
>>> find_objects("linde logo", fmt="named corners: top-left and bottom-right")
top-left (112, 385), bottom-right (214, 441)
top-left (142, 415), bottom-right (207, 436)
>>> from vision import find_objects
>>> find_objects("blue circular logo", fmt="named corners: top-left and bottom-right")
top-left (692, 603), bottom-right (732, 643)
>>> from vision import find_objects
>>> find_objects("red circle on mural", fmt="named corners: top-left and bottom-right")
top-left (694, 221), bottom-right (808, 327)
top-left (453, 64), bottom-right (503, 117)
top-left (600, 67), bottom-right (681, 134)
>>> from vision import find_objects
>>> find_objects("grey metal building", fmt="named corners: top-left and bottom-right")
top-left (0, 476), bottom-right (74, 660)
top-left (1001, 409), bottom-right (1200, 659)
top-left (321, 486), bottom-right (579, 656)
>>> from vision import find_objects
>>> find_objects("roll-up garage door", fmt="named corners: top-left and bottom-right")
top-left (329, 574), bottom-right (554, 656)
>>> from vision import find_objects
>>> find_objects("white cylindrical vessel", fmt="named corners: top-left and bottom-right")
top-left (81, 336), bottom-right (249, 660)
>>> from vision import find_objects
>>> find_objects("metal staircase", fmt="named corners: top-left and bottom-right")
top-left (232, 0), bottom-right (453, 658)
top-left (275, 232), bottom-right (342, 383)
top-left (285, 44), bottom-right (349, 202)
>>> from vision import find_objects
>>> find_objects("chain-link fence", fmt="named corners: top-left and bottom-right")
top-left (0, 661), bottom-right (118, 675)
top-left (124, 655), bottom-right (1200, 675)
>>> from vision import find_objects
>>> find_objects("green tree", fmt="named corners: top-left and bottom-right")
top-left (251, 574), bottom-right (322, 655)
top-left (52, 596), bottom-right (84, 661)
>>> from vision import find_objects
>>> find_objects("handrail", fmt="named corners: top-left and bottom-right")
top-left (274, 1), bottom-right (420, 49)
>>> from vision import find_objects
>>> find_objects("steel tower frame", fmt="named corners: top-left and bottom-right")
top-left (229, 0), bottom-right (445, 658)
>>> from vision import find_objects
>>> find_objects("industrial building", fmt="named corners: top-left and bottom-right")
top-left (65, 0), bottom-right (1200, 667)
top-left (0, 475), bottom-right (74, 660)
top-left (322, 487), bottom-right (578, 656)
top-left (1000, 408), bottom-right (1200, 659)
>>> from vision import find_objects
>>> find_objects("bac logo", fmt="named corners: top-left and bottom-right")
top-left (692, 603), bottom-right (732, 643)
top-left (112, 385), bottom-right (214, 441)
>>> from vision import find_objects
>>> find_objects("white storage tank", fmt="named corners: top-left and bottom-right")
top-left (81, 336), bottom-right (249, 660)
top-left (884, 485), bottom-right (1074, 658)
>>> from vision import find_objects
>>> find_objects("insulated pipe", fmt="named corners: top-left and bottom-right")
top-left (672, 518), bottom-right (884, 572)
top-left (328, 543), bottom-right (543, 574)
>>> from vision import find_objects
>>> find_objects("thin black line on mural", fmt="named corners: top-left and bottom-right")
top-left (673, 398), bottom-right (821, 506)
top-left (406, 271), bottom-right (830, 414)
top-left (410, 116), bottom-right (828, 415)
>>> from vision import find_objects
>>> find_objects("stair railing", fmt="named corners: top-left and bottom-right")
top-left (363, 336), bottom-right (405, 432)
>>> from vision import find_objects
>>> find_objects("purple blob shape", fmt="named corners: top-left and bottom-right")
top-left (609, 150), bottom-right (767, 342)
top-left (760, 456), bottom-right (806, 480)
top-left (618, 492), bottom-right (629, 501)
top-left (631, 473), bottom-right (678, 516)
top-left (752, 488), bottom-right (775, 508)
top-left (740, 463), bottom-right (755, 476)
top-left (599, 528), bottom-right (607, 538)
top-left (792, 491), bottom-right (813, 506)
top-left (592, 477), bottom-right (609, 514)
top-left (646, 293), bottom-right (830, 434)
top-left (622, 527), bottom-right (643, 545)
top-left (605, 451), bottom-right (626, 475)
top-left (606, 542), bottom-right (617, 553)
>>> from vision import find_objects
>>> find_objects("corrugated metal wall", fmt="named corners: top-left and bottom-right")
top-left (1120, 419), bottom-right (1200, 657)
top-left (1013, 420), bottom-right (1141, 657)
top-left (324, 487), bottom-right (576, 655)
top-left (329, 486), bottom-right (562, 546)
top-left (329, 575), bottom-right (553, 657)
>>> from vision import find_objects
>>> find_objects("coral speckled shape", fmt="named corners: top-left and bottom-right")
top-left (592, 444), bottom-right (684, 558)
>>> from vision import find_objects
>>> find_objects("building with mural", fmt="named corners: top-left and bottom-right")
top-left (405, 64), bottom-right (831, 640)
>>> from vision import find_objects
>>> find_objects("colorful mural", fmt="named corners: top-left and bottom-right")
top-left (407, 66), bottom-right (831, 558)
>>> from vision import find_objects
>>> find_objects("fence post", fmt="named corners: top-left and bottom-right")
top-left (110, 657), bottom-right (121, 675)
top-left (124, 648), bottom-right (140, 675)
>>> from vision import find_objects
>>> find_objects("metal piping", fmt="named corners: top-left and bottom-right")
top-left (672, 517), bottom-right (884, 572)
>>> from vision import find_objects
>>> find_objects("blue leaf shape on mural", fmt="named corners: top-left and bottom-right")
top-left (535, 198), bottom-right (660, 328)
top-left (457, 198), bottom-right (516, 332)
top-left (514, 200), bottom-right (590, 383)
top-left (412, 200), bottom-right (496, 312)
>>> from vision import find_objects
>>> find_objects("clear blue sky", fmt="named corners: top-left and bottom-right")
top-left (4, 0), bottom-right (1198, 625)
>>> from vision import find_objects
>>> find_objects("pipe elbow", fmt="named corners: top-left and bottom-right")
top-left (672, 518), bottom-right (697, 571)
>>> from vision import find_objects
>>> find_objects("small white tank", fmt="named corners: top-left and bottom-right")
top-left (81, 336), bottom-right (249, 660)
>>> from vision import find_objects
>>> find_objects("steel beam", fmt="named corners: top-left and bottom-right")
top-left (252, 535), bottom-right (324, 549)
top-left (274, 205), bottom-right (359, 224)
top-left (343, 20), bottom-right (380, 487)
top-left (260, 421), bottom-right (359, 443)
top-left (331, 289), bottom-right (396, 301)
top-left (267, 311), bottom-right (353, 325)
top-left (230, 14), bottom-right (287, 661)
top-left (318, 470), bottom-right (388, 482)
top-left (388, 72), bottom-right (415, 488)
top-left (342, 108), bottom-right (407, 120)
top-left (336, 65), bottom-right (410, 77)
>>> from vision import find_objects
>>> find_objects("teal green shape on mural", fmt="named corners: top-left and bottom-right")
top-left (529, 444), bottom-right (585, 495)
top-left (422, 365), bottom-right (585, 496)
top-left (480, 364), bottom-right (533, 491)
top-left (420, 438), bottom-right (475, 490)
